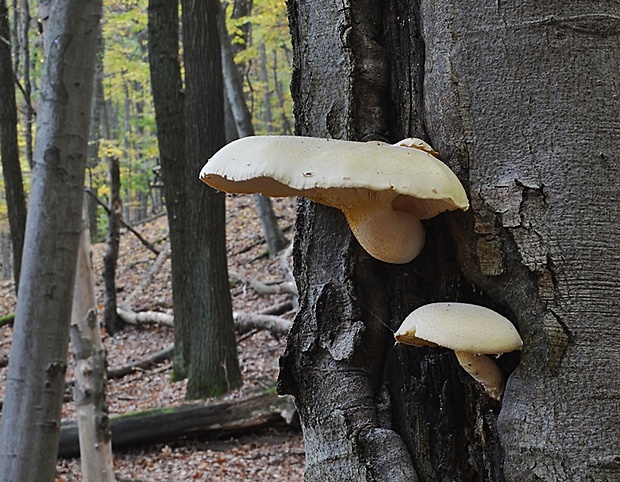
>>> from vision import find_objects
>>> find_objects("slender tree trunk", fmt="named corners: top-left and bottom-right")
top-left (0, 0), bottom-right (27, 286)
top-left (86, 24), bottom-right (105, 241)
top-left (181, 0), bottom-right (242, 399)
top-left (272, 49), bottom-right (293, 136)
top-left (0, 228), bottom-right (11, 280)
top-left (147, 0), bottom-right (191, 379)
top-left (19, 0), bottom-right (33, 168)
top-left (219, 7), bottom-right (288, 257)
top-left (258, 42), bottom-right (272, 132)
top-left (70, 208), bottom-right (114, 482)
top-left (103, 156), bottom-right (121, 334)
top-left (0, 1), bottom-right (101, 480)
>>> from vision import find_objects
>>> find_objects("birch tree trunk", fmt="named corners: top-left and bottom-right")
top-left (0, 1), bottom-right (102, 480)
top-left (70, 210), bottom-right (114, 482)
top-left (280, 0), bottom-right (620, 481)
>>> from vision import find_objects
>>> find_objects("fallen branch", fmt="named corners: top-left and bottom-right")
top-left (248, 279), bottom-right (298, 296)
top-left (228, 269), bottom-right (298, 296)
top-left (257, 300), bottom-right (294, 316)
top-left (117, 307), bottom-right (293, 339)
top-left (107, 344), bottom-right (174, 379)
top-left (117, 308), bottom-right (173, 327)
top-left (122, 247), bottom-right (171, 308)
top-left (58, 390), bottom-right (297, 458)
top-left (233, 312), bottom-right (292, 339)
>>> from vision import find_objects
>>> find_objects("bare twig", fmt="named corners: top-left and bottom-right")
top-left (85, 188), bottom-right (160, 255)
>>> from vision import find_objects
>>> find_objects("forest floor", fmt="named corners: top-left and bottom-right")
top-left (0, 194), bottom-right (305, 481)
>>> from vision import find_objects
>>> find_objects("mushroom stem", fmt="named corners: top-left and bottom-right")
top-left (342, 207), bottom-right (424, 264)
top-left (454, 351), bottom-right (505, 401)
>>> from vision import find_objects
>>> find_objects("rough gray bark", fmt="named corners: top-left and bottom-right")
top-left (0, 1), bottom-right (102, 480)
top-left (281, 1), bottom-right (620, 481)
top-left (280, 1), bottom-right (420, 481)
top-left (0, 0), bottom-right (27, 286)
top-left (420, 3), bottom-right (620, 480)
top-left (180, 0), bottom-right (242, 399)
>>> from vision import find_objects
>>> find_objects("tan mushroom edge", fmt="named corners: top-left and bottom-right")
top-left (199, 135), bottom-right (469, 264)
top-left (394, 302), bottom-right (523, 400)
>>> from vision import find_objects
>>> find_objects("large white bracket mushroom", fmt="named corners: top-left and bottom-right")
top-left (394, 302), bottom-right (523, 400)
top-left (200, 136), bottom-right (469, 264)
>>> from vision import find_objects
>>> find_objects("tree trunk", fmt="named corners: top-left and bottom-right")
top-left (86, 24), bottom-right (105, 242)
top-left (419, 3), bottom-right (620, 480)
top-left (219, 7), bottom-right (289, 257)
top-left (103, 156), bottom-right (122, 334)
top-left (19, 0), bottom-right (34, 168)
top-left (0, 0), bottom-right (27, 286)
top-left (147, 0), bottom-right (191, 379)
top-left (180, 0), bottom-right (242, 399)
top-left (281, 1), bottom-right (620, 481)
top-left (70, 209), bottom-right (114, 482)
top-left (0, 228), bottom-right (11, 280)
top-left (0, 1), bottom-right (101, 480)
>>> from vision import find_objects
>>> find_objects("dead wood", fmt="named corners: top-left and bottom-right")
top-left (117, 308), bottom-right (174, 327)
top-left (122, 247), bottom-right (170, 308)
top-left (229, 266), bottom-right (298, 297)
top-left (107, 344), bottom-right (174, 379)
top-left (233, 312), bottom-right (292, 339)
top-left (117, 307), bottom-right (293, 339)
top-left (58, 390), bottom-right (297, 458)
top-left (85, 188), bottom-right (160, 256)
top-left (248, 278), bottom-right (298, 295)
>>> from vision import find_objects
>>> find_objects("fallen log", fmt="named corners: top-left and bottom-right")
top-left (58, 390), bottom-right (296, 459)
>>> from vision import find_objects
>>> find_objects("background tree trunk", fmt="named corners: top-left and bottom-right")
top-left (147, 0), bottom-right (191, 379)
top-left (180, 0), bottom-right (242, 399)
top-left (0, 0), bottom-right (27, 286)
top-left (281, 0), bottom-right (620, 481)
top-left (103, 156), bottom-right (121, 334)
top-left (219, 6), bottom-right (289, 258)
top-left (0, 1), bottom-right (101, 480)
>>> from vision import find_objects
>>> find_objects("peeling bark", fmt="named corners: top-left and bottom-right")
top-left (70, 212), bottom-right (114, 482)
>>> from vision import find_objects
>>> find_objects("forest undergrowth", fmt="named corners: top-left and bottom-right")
top-left (0, 194), bottom-right (304, 482)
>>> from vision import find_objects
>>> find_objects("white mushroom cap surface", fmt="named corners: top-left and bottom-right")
top-left (394, 302), bottom-right (523, 355)
top-left (200, 136), bottom-right (468, 263)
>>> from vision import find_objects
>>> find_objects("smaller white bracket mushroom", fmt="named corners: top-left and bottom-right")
top-left (199, 136), bottom-right (469, 264)
top-left (395, 302), bottom-right (523, 400)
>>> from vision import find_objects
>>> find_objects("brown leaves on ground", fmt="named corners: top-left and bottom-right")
top-left (0, 194), bottom-right (304, 481)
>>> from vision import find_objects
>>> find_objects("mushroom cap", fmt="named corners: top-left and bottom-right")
top-left (199, 136), bottom-right (469, 220)
top-left (394, 302), bottom-right (523, 355)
